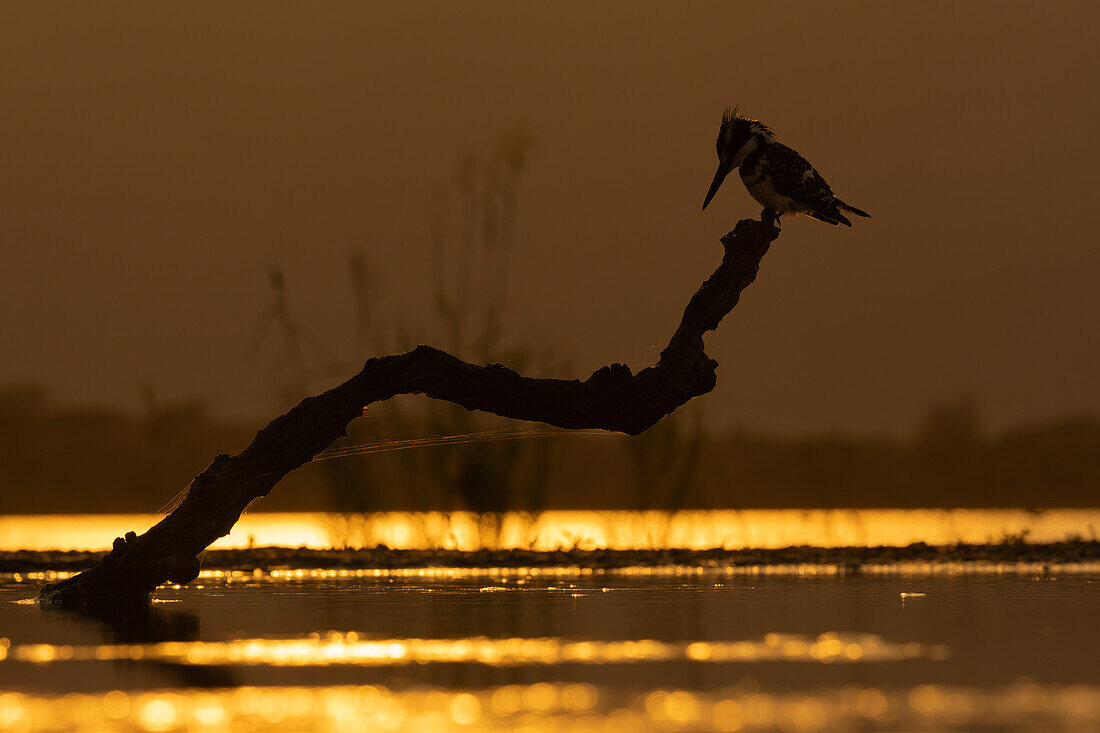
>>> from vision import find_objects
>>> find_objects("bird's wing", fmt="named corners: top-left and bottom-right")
top-left (766, 144), bottom-right (843, 218)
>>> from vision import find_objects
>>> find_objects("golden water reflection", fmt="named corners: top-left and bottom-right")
top-left (2, 509), bottom-right (1097, 552)
top-left (8, 558), bottom-right (1100, 594)
top-left (0, 681), bottom-right (1097, 732)
top-left (2, 631), bottom-right (948, 668)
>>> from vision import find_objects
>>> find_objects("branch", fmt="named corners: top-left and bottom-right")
top-left (39, 218), bottom-right (778, 608)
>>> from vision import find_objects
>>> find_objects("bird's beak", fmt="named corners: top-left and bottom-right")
top-left (701, 160), bottom-right (733, 211)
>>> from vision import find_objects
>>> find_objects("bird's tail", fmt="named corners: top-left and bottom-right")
top-left (808, 210), bottom-right (851, 227)
top-left (838, 200), bottom-right (871, 218)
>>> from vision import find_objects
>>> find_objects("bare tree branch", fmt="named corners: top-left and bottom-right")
top-left (39, 218), bottom-right (778, 608)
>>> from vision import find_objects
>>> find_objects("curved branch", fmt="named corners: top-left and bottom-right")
top-left (40, 218), bottom-right (778, 607)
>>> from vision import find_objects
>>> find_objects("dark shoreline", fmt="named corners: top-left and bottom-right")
top-left (3, 541), bottom-right (1099, 574)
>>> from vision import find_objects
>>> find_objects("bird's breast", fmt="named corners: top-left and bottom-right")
top-left (741, 171), bottom-right (798, 214)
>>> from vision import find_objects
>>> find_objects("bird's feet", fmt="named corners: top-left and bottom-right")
top-left (761, 208), bottom-right (781, 229)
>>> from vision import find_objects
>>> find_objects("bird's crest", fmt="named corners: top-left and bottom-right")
top-left (717, 106), bottom-right (774, 155)
top-left (721, 105), bottom-right (740, 127)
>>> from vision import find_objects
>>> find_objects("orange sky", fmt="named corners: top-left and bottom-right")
top-left (1, 2), bottom-right (1098, 433)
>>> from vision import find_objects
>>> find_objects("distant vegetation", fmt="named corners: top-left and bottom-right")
top-left (2, 383), bottom-right (1097, 514)
top-left (249, 128), bottom-right (565, 545)
top-left (7, 135), bottom-right (1095, 518)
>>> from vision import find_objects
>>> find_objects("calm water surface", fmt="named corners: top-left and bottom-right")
top-left (1, 567), bottom-right (1098, 731)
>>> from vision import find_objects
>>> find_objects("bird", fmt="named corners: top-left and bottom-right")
top-left (701, 107), bottom-right (870, 228)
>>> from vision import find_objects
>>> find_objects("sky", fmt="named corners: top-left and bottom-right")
top-left (1, 1), bottom-right (1098, 434)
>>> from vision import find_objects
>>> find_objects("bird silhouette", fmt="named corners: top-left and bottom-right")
top-left (703, 107), bottom-right (870, 228)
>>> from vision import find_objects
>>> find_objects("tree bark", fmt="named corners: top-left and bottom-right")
top-left (39, 218), bottom-right (778, 608)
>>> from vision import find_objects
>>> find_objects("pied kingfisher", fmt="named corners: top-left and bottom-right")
top-left (702, 107), bottom-right (870, 228)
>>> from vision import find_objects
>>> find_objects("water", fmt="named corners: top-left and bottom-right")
top-left (2, 566), bottom-right (1098, 731)
top-left (2, 508), bottom-right (1098, 552)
